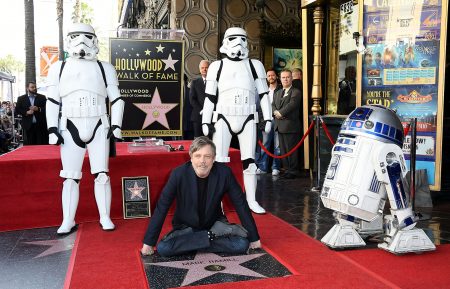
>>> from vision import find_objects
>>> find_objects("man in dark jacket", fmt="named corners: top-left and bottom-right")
top-left (272, 69), bottom-right (302, 179)
top-left (15, 82), bottom-right (48, 145)
top-left (189, 60), bottom-right (209, 138)
top-left (141, 136), bottom-right (261, 257)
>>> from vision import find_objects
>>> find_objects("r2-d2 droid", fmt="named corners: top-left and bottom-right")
top-left (320, 105), bottom-right (435, 254)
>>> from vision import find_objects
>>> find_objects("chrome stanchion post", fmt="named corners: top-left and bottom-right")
top-left (410, 118), bottom-right (417, 209)
top-left (311, 116), bottom-right (321, 192)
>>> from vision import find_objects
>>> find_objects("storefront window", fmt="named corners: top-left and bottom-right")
top-left (327, 0), bottom-right (360, 115)
top-left (361, 0), bottom-right (446, 188)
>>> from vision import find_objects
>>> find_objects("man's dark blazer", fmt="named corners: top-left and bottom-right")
top-left (16, 93), bottom-right (47, 130)
top-left (143, 161), bottom-right (260, 246)
top-left (188, 77), bottom-right (207, 122)
top-left (272, 86), bottom-right (302, 133)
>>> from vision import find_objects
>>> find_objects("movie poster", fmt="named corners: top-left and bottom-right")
top-left (110, 39), bottom-right (184, 137)
top-left (273, 48), bottom-right (303, 74)
top-left (362, 0), bottom-right (444, 186)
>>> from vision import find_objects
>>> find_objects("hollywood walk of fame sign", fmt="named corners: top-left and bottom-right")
top-left (142, 250), bottom-right (292, 289)
top-left (121, 176), bottom-right (151, 219)
top-left (110, 38), bottom-right (184, 137)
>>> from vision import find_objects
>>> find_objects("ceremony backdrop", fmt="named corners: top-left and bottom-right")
top-left (361, 0), bottom-right (447, 189)
top-left (110, 38), bottom-right (184, 137)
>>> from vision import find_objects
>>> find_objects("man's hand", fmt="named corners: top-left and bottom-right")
top-left (26, 109), bottom-right (34, 115)
top-left (249, 240), bottom-right (261, 249)
top-left (274, 110), bottom-right (283, 119)
top-left (141, 244), bottom-right (154, 256)
top-left (30, 105), bottom-right (39, 112)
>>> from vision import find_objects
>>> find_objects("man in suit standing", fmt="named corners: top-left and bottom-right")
top-left (141, 136), bottom-right (261, 257)
top-left (292, 68), bottom-right (302, 90)
top-left (256, 68), bottom-right (281, 176)
top-left (16, 82), bottom-right (48, 145)
top-left (189, 60), bottom-right (209, 138)
top-left (272, 69), bottom-right (302, 179)
top-left (291, 68), bottom-right (304, 169)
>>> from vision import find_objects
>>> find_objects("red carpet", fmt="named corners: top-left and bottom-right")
top-left (338, 246), bottom-right (450, 289)
top-left (67, 218), bottom-right (152, 289)
top-left (62, 213), bottom-right (450, 289)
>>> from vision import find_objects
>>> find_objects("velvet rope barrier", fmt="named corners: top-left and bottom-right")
top-left (258, 120), bottom-right (315, 159)
top-left (319, 117), bottom-right (335, 145)
top-left (403, 123), bottom-right (411, 137)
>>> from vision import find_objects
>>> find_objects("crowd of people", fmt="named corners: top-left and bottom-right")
top-left (0, 81), bottom-right (50, 154)
top-left (0, 100), bottom-right (20, 154)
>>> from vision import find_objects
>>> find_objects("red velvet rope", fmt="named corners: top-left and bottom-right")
top-left (319, 117), bottom-right (336, 145)
top-left (258, 120), bottom-right (315, 159)
top-left (403, 123), bottom-right (410, 136)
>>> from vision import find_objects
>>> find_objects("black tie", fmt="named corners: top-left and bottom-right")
top-left (281, 89), bottom-right (285, 97)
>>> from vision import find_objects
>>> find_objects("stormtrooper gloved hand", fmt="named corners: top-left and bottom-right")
top-left (48, 127), bottom-right (64, 145)
top-left (202, 123), bottom-right (215, 138)
top-left (107, 125), bottom-right (122, 140)
top-left (264, 120), bottom-right (272, 134)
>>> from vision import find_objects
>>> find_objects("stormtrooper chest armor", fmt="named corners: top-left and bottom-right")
top-left (59, 59), bottom-right (108, 118)
top-left (215, 59), bottom-right (256, 116)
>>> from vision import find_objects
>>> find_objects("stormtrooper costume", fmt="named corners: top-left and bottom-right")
top-left (202, 27), bottom-right (272, 214)
top-left (46, 23), bottom-right (125, 234)
top-left (320, 105), bottom-right (435, 254)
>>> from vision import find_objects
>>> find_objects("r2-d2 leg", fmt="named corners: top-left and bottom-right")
top-left (375, 145), bottom-right (435, 254)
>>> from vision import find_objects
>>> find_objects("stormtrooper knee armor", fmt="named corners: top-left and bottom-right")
top-left (94, 173), bottom-right (115, 230)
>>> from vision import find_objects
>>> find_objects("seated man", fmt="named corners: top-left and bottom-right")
top-left (141, 136), bottom-right (262, 257)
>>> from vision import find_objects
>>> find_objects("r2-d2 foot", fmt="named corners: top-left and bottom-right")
top-left (378, 214), bottom-right (435, 254)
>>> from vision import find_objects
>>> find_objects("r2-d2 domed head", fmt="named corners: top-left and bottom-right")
top-left (66, 23), bottom-right (99, 60)
top-left (339, 105), bottom-right (404, 147)
top-left (219, 27), bottom-right (249, 60)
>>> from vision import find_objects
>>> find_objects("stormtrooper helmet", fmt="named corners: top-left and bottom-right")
top-left (219, 27), bottom-right (249, 60)
top-left (66, 23), bottom-right (99, 60)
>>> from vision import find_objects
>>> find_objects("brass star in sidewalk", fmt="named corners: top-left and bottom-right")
top-left (24, 234), bottom-right (76, 259)
top-left (147, 251), bottom-right (266, 286)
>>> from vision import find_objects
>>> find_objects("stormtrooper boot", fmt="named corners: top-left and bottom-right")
top-left (94, 173), bottom-right (115, 231)
top-left (57, 179), bottom-right (79, 235)
top-left (244, 164), bottom-right (266, 214)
